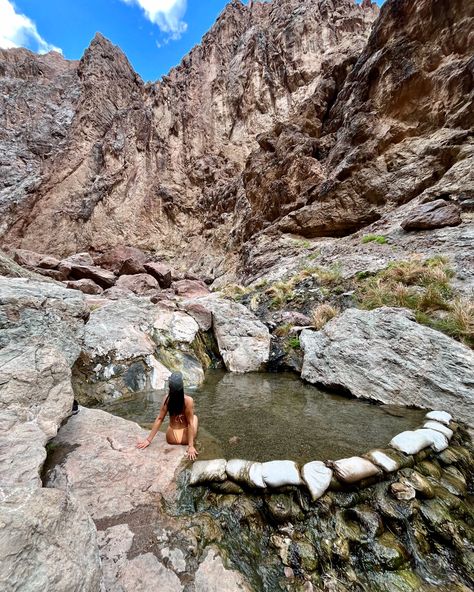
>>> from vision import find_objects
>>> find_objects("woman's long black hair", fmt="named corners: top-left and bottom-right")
top-left (166, 372), bottom-right (185, 417)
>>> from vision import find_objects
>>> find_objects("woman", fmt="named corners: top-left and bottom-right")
top-left (136, 372), bottom-right (199, 460)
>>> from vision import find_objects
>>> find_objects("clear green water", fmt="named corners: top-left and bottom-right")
top-left (96, 370), bottom-right (426, 463)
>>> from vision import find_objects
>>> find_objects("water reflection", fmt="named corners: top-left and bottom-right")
top-left (95, 370), bottom-right (426, 463)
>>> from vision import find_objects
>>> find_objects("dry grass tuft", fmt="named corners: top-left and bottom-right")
top-left (311, 304), bottom-right (340, 330)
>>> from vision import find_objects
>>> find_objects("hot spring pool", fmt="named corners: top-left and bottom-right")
top-left (95, 370), bottom-right (426, 463)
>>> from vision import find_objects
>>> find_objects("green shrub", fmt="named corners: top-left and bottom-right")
top-left (362, 234), bottom-right (388, 244)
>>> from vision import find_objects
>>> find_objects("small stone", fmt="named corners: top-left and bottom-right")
top-left (390, 481), bottom-right (416, 501)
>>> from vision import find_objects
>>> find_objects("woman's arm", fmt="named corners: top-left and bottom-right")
top-left (185, 399), bottom-right (198, 461)
top-left (136, 400), bottom-right (168, 449)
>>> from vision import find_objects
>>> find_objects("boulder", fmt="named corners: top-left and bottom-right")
top-left (116, 273), bottom-right (159, 295)
top-left (192, 296), bottom-right (271, 372)
top-left (401, 200), bottom-right (462, 231)
top-left (66, 278), bottom-right (104, 295)
top-left (0, 344), bottom-right (74, 487)
top-left (118, 257), bottom-right (146, 276)
top-left (0, 487), bottom-right (103, 592)
top-left (94, 246), bottom-right (147, 273)
top-left (301, 307), bottom-right (474, 425)
top-left (0, 277), bottom-right (87, 366)
top-left (62, 252), bottom-right (95, 266)
top-left (43, 407), bottom-right (187, 590)
top-left (179, 301), bottom-right (213, 331)
top-left (102, 286), bottom-right (133, 299)
top-left (74, 297), bottom-right (203, 403)
top-left (173, 279), bottom-right (210, 298)
top-left (33, 267), bottom-right (69, 281)
top-left (45, 407), bottom-right (185, 520)
top-left (13, 248), bottom-right (48, 268)
top-left (63, 262), bottom-right (117, 288)
top-left (144, 262), bottom-right (173, 289)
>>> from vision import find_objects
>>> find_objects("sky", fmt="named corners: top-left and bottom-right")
top-left (0, 0), bottom-right (384, 83)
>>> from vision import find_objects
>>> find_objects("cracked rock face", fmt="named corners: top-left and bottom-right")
top-left (0, 0), bottom-right (472, 281)
top-left (0, 0), bottom-right (378, 273)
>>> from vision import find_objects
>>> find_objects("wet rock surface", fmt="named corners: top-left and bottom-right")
top-left (194, 296), bottom-right (271, 372)
top-left (301, 307), bottom-right (474, 425)
top-left (182, 424), bottom-right (474, 592)
top-left (73, 296), bottom-right (204, 403)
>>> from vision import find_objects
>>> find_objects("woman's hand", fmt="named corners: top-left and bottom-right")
top-left (136, 439), bottom-right (151, 449)
top-left (187, 446), bottom-right (198, 461)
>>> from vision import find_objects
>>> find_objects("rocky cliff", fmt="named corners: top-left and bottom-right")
top-left (0, 0), bottom-right (472, 284)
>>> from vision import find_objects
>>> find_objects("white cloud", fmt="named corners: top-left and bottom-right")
top-left (0, 0), bottom-right (61, 54)
top-left (121, 0), bottom-right (187, 39)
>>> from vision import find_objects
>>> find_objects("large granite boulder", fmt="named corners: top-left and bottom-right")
top-left (45, 407), bottom-right (251, 592)
top-left (73, 296), bottom-right (204, 403)
top-left (301, 307), bottom-right (474, 425)
top-left (0, 345), bottom-right (74, 487)
top-left (193, 296), bottom-right (270, 372)
top-left (0, 487), bottom-right (103, 592)
top-left (45, 407), bottom-right (185, 519)
top-left (0, 277), bottom-right (88, 366)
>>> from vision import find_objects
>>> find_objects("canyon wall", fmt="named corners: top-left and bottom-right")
top-left (0, 0), bottom-right (472, 281)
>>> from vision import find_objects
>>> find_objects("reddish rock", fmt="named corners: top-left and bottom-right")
top-left (13, 249), bottom-right (45, 268)
top-left (173, 280), bottom-right (210, 299)
top-left (150, 289), bottom-right (176, 304)
top-left (37, 255), bottom-right (61, 269)
top-left (63, 263), bottom-right (116, 289)
top-left (119, 257), bottom-right (146, 276)
top-left (116, 273), bottom-right (159, 295)
top-left (179, 302), bottom-right (213, 331)
top-left (102, 286), bottom-right (133, 300)
top-left (34, 268), bottom-right (69, 281)
top-left (66, 279), bottom-right (104, 295)
top-left (401, 200), bottom-right (462, 231)
top-left (144, 262), bottom-right (173, 289)
top-left (94, 247), bottom-right (147, 274)
top-left (63, 253), bottom-right (94, 266)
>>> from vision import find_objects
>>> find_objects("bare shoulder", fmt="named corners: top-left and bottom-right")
top-left (184, 395), bottom-right (194, 407)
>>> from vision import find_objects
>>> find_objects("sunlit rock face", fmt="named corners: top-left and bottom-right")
top-left (0, 0), bottom-right (472, 280)
top-left (0, 0), bottom-right (377, 269)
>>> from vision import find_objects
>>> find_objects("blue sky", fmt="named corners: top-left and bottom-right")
top-left (0, 0), bottom-right (384, 83)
